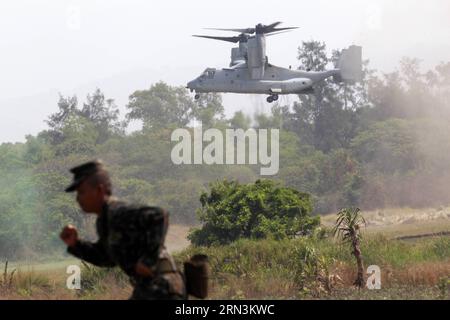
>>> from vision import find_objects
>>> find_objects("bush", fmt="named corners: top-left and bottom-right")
top-left (188, 179), bottom-right (320, 246)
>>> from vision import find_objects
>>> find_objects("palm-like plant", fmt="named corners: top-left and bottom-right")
top-left (332, 207), bottom-right (366, 288)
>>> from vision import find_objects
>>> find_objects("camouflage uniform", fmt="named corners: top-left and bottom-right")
top-left (65, 162), bottom-right (186, 300)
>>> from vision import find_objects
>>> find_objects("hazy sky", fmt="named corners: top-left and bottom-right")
top-left (1, 0), bottom-right (449, 142)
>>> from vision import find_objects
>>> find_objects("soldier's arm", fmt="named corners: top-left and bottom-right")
top-left (67, 240), bottom-right (116, 267)
top-left (137, 238), bottom-right (160, 272)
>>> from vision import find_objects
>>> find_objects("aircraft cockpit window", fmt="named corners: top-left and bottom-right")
top-left (201, 69), bottom-right (215, 79)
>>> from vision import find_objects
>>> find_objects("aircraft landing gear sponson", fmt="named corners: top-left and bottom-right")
top-left (266, 94), bottom-right (279, 103)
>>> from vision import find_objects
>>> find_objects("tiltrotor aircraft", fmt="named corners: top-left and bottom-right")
top-left (187, 22), bottom-right (362, 103)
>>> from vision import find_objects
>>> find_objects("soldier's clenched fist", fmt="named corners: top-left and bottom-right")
top-left (60, 225), bottom-right (78, 247)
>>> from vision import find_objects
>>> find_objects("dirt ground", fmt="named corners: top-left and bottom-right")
top-left (165, 224), bottom-right (192, 253)
top-left (322, 207), bottom-right (450, 238)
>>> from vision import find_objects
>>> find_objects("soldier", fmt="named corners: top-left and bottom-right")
top-left (60, 160), bottom-right (186, 300)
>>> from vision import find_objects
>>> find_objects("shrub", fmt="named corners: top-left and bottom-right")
top-left (188, 179), bottom-right (320, 246)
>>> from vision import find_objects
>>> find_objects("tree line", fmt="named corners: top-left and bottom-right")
top-left (0, 40), bottom-right (449, 259)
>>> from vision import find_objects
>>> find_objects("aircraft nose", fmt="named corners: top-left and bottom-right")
top-left (187, 80), bottom-right (197, 89)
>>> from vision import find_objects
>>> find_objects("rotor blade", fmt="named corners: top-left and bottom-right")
top-left (193, 35), bottom-right (240, 43)
top-left (204, 27), bottom-right (255, 34)
top-left (266, 21), bottom-right (283, 29)
top-left (266, 26), bottom-right (299, 34)
top-left (265, 30), bottom-right (294, 37)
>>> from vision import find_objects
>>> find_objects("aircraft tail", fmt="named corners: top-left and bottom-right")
top-left (336, 45), bottom-right (362, 83)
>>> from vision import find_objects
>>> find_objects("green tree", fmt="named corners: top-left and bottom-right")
top-left (126, 81), bottom-right (195, 129)
top-left (54, 114), bottom-right (99, 156)
top-left (80, 88), bottom-right (125, 143)
top-left (23, 135), bottom-right (53, 165)
top-left (350, 119), bottom-right (419, 175)
top-left (45, 94), bottom-right (79, 145)
top-left (189, 180), bottom-right (320, 246)
top-left (254, 104), bottom-right (286, 129)
top-left (229, 111), bottom-right (251, 130)
top-left (193, 93), bottom-right (225, 128)
top-left (45, 90), bottom-right (123, 147)
top-left (287, 41), bottom-right (370, 152)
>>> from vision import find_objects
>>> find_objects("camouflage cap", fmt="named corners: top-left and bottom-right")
top-left (65, 160), bottom-right (105, 193)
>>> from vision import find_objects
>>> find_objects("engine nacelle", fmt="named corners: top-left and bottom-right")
top-left (247, 36), bottom-right (266, 79)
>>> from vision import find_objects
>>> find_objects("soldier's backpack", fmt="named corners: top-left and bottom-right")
top-left (129, 204), bottom-right (209, 299)
top-left (154, 207), bottom-right (209, 299)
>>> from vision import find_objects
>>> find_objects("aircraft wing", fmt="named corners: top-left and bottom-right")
top-left (230, 62), bottom-right (247, 69)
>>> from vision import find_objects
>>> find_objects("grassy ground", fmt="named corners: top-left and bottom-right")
top-left (176, 235), bottom-right (450, 300)
top-left (0, 212), bottom-right (449, 300)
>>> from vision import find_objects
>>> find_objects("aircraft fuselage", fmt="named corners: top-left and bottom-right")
top-left (187, 65), bottom-right (338, 95)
